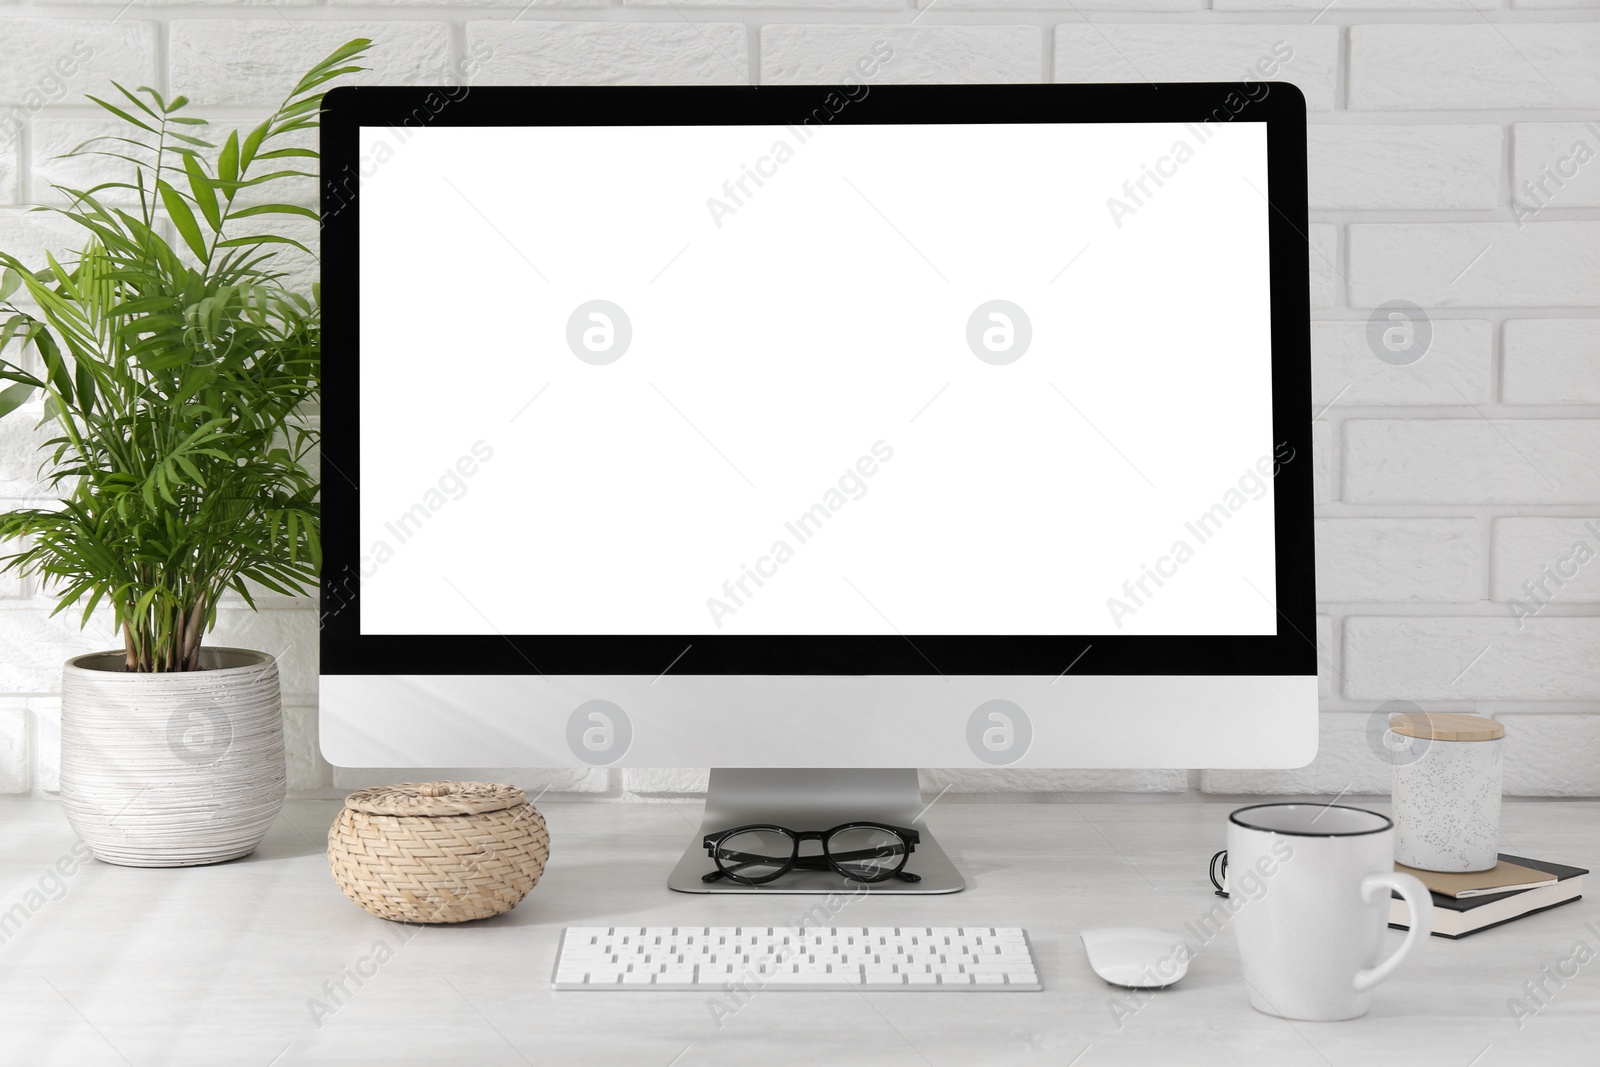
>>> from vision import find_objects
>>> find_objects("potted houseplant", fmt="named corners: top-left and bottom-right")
top-left (0, 40), bottom-right (369, 866)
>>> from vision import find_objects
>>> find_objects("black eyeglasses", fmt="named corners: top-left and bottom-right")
top-left (702, 822), bottom-right (922, 885)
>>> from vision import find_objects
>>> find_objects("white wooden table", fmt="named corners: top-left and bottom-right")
top-left (1, 797), bottom-right (1594, 1066)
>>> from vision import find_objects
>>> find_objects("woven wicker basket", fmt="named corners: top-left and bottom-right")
top-left (328, 781), bottom-right (549, 923)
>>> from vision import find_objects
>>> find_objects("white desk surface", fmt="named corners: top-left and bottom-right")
top-left (1, 797), bottom-right (1595, 1066)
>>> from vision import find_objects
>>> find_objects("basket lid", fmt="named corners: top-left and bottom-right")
top-left (1389, 712), bottom-right (1504, 742)
top-left (343, 781), bottom-right (528, 816)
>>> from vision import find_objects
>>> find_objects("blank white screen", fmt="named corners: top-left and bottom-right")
top-left (358, 121), bottom-right (1279, 637)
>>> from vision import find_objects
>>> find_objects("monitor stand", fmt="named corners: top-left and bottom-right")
top-left (666, 768), bottom-right (965, 894)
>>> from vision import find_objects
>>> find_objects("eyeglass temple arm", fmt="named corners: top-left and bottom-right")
top-left (703, 845), bottom-right (918, 885)
top-left (708, 845), bottom-right (913, 867)
top-left (703, 826), bottom-right (921, 848)
top-left (702, 865), bottom-right (921, 884)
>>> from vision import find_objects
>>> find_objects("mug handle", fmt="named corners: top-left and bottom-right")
top-left (1352, 871), bottom-right (1432, 993)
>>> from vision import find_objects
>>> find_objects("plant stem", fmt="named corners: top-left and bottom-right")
top-left (182, 594), bottom-right (205, 671)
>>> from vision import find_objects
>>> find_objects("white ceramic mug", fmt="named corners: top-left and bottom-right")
top-left (1227, 803), bottom-right (1432, 1021)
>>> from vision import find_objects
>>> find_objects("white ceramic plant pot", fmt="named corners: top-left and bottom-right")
top-left (60, 647), bottom-right (287, 867)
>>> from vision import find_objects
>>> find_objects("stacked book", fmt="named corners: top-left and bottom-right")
top-left (1389, 854), bottom-right (1589, 939)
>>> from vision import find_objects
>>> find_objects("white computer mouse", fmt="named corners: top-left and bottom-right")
top-left (1079, 927), bottom-right (1191, 989)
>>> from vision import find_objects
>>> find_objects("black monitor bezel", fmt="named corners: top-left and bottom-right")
top-left (320, 83), bottom-right (1315, 677)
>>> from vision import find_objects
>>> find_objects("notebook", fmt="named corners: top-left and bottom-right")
top-left (1396, 858), bottom-right (1558, 899)
top-left (1389, 855), bottom-right (1588, 939)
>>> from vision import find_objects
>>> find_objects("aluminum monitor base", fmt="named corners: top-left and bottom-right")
top-left (666, 768), bottom-right (965, 894)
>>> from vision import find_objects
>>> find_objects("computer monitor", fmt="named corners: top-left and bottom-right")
top-left (319, 83), bottom-right (1316, 894)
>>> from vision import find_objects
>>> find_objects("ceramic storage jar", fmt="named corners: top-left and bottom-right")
top-left (1390, 712), bottom-right (1504, 873)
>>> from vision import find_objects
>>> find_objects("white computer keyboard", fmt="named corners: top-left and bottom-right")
top-left (552, 926), bottom-right (1041, 991)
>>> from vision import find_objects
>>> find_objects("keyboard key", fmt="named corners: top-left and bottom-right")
top-left (656, 971), bottom-right (697, 987)
top-left (763, 971), bottom-right (852, 985)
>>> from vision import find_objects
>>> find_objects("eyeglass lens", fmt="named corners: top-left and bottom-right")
top-left (712, 828), bottom-right (795, 882)
top-left (827, 825), bottom-right (908, 881)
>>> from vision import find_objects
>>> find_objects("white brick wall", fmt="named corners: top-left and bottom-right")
top-left (1054, 25), bottom-right (1340, 109)
top-left (0, 19), bottom-right (158, 105)
top-left (1348, 222), bottom-right (1600, 306)
top-left (1348, 23), bottom-right (1600, 109)
top-left (1344, 617), bottom-right (1600, 700)
top-left (1315, 518), bottom-right (1480, 602)
top-left (1307, 222), bottom-right (1338, 308)
top-left (765, 25), bottom-right (1040, 82)
top-left (1513, 122), bottom-right (1600, 209)
top-left (0, 700), bottom-right (27, 794)
top-left (1311, 319), bottom-right (1492, 405)
top-left (1, 2), bottom-right (1596, 801)
top-left (168, 20), bottom-right (455, 105)
top-left (1503, 319), bottom-right (1600, 404)
top-left (468, 22), bottom-right (751, 84)
top-left (1307, 125), bottom-right (1502, 210)
top-left (1344, 420), bottom-right (1600, 504)
top-left (1491, 517), bottom-right (1600, 602)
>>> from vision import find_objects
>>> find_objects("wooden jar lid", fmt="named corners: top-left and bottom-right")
top-left (1388, 712), bottom-right (1504, 742)
top-left (343, 780), bottom-right (528, 816)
